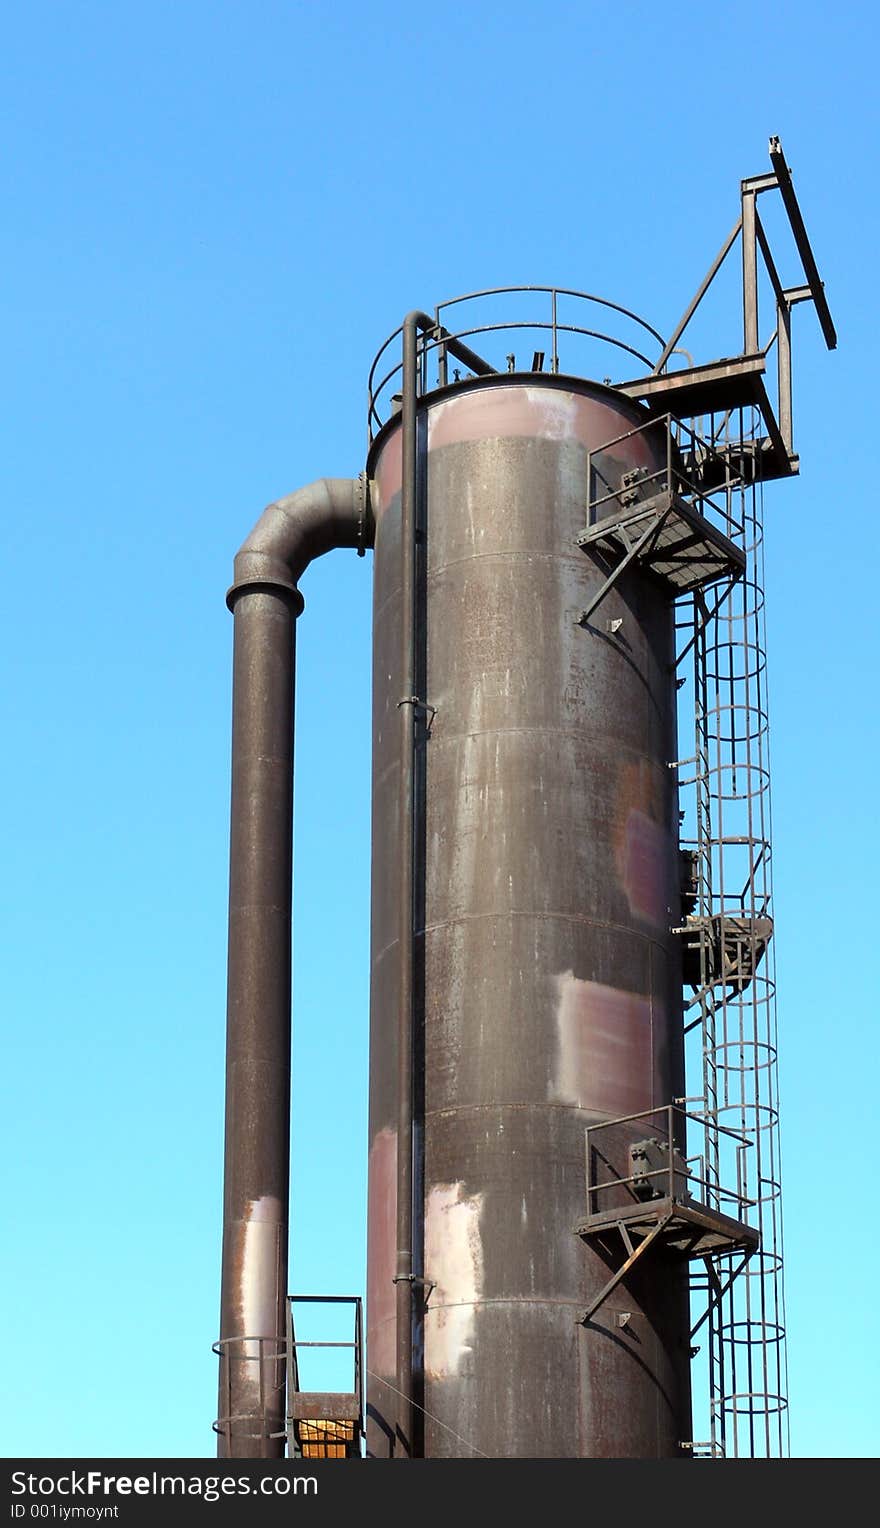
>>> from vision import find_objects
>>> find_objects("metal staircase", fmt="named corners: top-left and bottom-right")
top-left (286, 1295), bottom-right (364, 1460)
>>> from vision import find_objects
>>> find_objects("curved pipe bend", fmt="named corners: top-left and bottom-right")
top-left (228, 475), bottom-right (370, 606)
top-left (218, 470), bottom-right (369, 1459)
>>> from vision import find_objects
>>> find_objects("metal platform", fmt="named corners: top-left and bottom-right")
top-left (576, 490), bottom-right (746, 599)
top-left (289, 1394), bottom-right (361, 1460)
top-left (615, 356), bottom-right (798, 483)
top-left (575, 1107), bottom-right (759, 1328)
top-left (677, 913), bottom-right (774, 991)
top-left (576, 1195), bottom-right (760, 1261)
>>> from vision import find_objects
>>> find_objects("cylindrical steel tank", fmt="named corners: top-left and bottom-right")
top-left (366, 376), bottom-right (691, 1459)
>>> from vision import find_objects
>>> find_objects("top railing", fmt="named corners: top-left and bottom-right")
top-left (286, 1295), bottom-right (364, 1424)
top-left (367, 286), bottom-right (668, 440)
top-left (583, 1103), bottom-right (756, 1224)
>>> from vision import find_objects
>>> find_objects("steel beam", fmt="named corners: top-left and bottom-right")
top-left (768, 136), bottom-right (837, 349)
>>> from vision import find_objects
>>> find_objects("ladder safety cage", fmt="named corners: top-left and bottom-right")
top-left (642, 137), bottom-right (833, 1459)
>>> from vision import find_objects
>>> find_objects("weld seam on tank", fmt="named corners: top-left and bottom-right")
top-left (415, 730), bottom-right (669, 756)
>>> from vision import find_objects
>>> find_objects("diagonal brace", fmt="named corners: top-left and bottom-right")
top-left (578, 508), bottom-right (670, 628)
top-left (676, 581), bottom-right (740, 670)
top-left (690, 1252), bottom-right (752, 1340)
top-left (578, 1213), bottom-right (672, 1325)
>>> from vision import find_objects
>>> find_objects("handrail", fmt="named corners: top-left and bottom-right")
top-left (286, 1295), bottom-right (364, 1448)
top-left (583, 1103), bottom-right (755, 1223)
top-left (367, 286), bottom-right (667, 438)
top-left (435, 284), bottom-right (665, 345)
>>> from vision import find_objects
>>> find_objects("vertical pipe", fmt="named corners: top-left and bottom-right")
top-left (777, 298), bottom-right (793, 453)
top-left (218, 581), bottom-right (302, 1458)
top-left (394, 315), bottom-right (419, 1455)
top-left (217, 478), bottom-right (363, 1458)
top-left (742, 190), bottom-right (759, 354)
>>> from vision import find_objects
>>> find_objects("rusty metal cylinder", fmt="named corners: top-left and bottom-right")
top-left (217, 584), bottom-right (301, 1458)
top-left (366, 378), bottom-right (691, 1458)
top-left (217, 477), bottom-right (362, 1459)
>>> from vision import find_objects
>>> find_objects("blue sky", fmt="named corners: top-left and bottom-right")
top-left (1, 0), bottom-right (877, 1460)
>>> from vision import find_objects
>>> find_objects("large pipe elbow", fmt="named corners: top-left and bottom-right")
top-left (218, 467), bottom-right (370, 1457)
top-left (227, 475), bottom-right (369, 608)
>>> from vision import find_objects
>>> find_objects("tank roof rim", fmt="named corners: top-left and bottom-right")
top-left (366, 371), bottom-right (654, 474)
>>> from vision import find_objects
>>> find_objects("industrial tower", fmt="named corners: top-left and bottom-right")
top-left (215, 138), bottom-right (834, 1460)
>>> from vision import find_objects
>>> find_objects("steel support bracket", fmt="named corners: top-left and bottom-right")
top-left (392, 1274), bottom-right (436, 1311)
top-left (577, 1213), bottom-right (673, 1325)
top-left (576, 507), bottom-right (671, 627)
top-left (689, 1251), bottom-right (753, 1342)
top-left (675, 582), bottom-right (738, 670)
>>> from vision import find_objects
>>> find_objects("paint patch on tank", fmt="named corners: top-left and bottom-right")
top-left (613, 760), bottom-right (670, 927)
top-left (367, 1127), bottom-right (397, 1380)
top-left (373, 428), bottom-right (402, 513)
top-left (372, 382), bottom-right (658, 510)
top-left (238, 1196), bottom-right (283, 1353)
top-left (426, 385), bottom-right (640, 454)
top-left (551, 973), bottom-right (658, 1115)
top-left (424, 1183), bottom-right (484, 1380)
top-left (622, 809), bottom-right (668, 925)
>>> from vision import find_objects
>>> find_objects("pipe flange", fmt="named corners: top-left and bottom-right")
top-left (357, 471), bottom-right (373, 557)
top-left (225, 576), bottom-right (305, 615)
